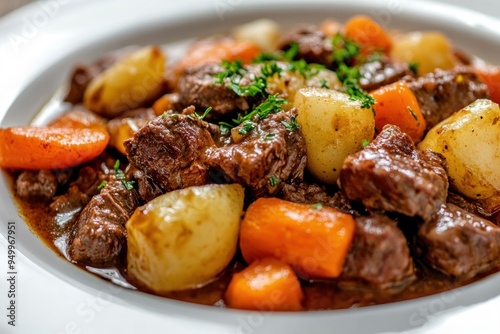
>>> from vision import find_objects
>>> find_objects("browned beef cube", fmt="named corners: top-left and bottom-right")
top-left (16, 170), bottom-right (58, 202)
top-left (358, 57), bottom-right (414, 91)
top-left (279, 183), bottom-right (366, 217)
top-left (342, 215), bottom-right (415, 287)
top-left (417, 203), bottom-right (500, 280)
top-left (69, 178), bottom-right (139, 266)
top-left (340, 125), bottom-right (448, 222)
top-left (124, 107), bottom-right (217, 197)
top-left (405, 67), bottom-right (489, 131)
top-left (205, 109), bottom-right (307, 198)
top-left (177, 63), bottom-right (261, 118)
top-left (279, 26), bottom-right (333, 66)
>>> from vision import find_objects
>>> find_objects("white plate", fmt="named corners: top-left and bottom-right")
top-left (2, 1), bottom-right (500, 333)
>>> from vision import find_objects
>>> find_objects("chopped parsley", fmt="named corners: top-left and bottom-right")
top-left (97, 180), bottom-right (108, 190)
top-left (408, 106), bottom-right (418, 120)
top-left (238, 121), bottom-right (256, 135)
top-left (281, 115), bottom-right (299, 132)
top-left (114, 160), bottom-right (135, 191)
top-left (263, 133), bottom-right (275, 141)
top-left (408, 62), bottom-right (419, 75)
top-left (269, 175), bottom-right (280, 187)
top-left (216, 43), bottom-right (323, 101)
top-left (361, 138), bottom-right (371, 148)
top-left (188, 107), bottom-right (212, 121)
top-left (283, 42), bottom-right (299, 61)
top-left (332, 33), bottom-right (360, 64)
top-left (215, 59), bottom-right (246, 85)
top-left (331, 33), bottom-right (375, 110)
top-left (220, 94), bottom-right (287, 134)
top-left (310, 203), bottom-right (323, 210)
top-left (320, 78), bottom-right (329, 89)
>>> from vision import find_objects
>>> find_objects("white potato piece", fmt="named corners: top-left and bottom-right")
top-left (232, 19), bottom-right (281, 52)
top-left (294, 87), bottom-right (375, 184)
top-left (266, 68), bottom-right (341, 109)
top-left (84, 45), bottom-right (166, 118)
top-left (418, 99), bottom-right (500, 199)
top-left (126, 184), bottom-right (245, 293)
top-left (391, 32), bottom-right (456, 75)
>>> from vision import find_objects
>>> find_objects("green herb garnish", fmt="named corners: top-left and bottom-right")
top-left (408, 106), bottom-right (418, 120)
top-left (238, 121), bottom-right (256, 135)
top-left (311, 203), bottom-right (323, 210)
top-left (283, 42), bottom-right (299, 61)
top-left (269, 175), bottom-right (280, 187)
top-left (332, 33), bottom-right (360, 64)
top-left (281, 115), bottom-right (299, 132)
top-left (188, 107), bottom-right (212, 121)
top-left (263, 133), bottom-right (275, 141)
top-left (114, 160), bottom-right (135, 191)
top-left (408, 62), bottom-right (419, 75)
top-left (331, 34), bottom-right (375, 110)
top-left (361, 139), bottom-right (371, 148)
top-left (97, 180), bottom-right (108, 190)
top-left (218, 94), bottom-right (287, 134)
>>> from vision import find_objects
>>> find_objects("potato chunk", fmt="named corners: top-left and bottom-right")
top-left (84, 45), bottom-right (166, 118)
top-left (232, 19), bottom-right (281, 52)
top-left (391, 32), bottom-right (456, 75)
top-left (126, 184), bottom-right (244, 293)
top-left (419, 99), bottom-right (500, 199)
top-left (294, 87), bottom-right (375, 184)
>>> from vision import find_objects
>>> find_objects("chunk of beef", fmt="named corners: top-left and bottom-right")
top-left (280, 182), bottom-right (335, 206)
top-left (417, 203), bottom-right (500, 280)
top-left (358, 58), bottom-right (414, 91)
top-left (279, 183), bottom-right (365, 216)
top-left (340, 125), bottom-right (448, 222)
top-left (50, 166), bottom-right (106, 227)
top-left (15, 169), bottom-right (73, 202)
top-left (405, 67), bottom-right (489, 130)
top-left (206, 109), bottom-right (307, 198)
top-left (177, 63), bottom-right (260, 118)
top-left (124, 106), bottom-right (217, 198)
top-left (69, 178), bottom-right (140, 266)
top-left (16, 170), bottom-right (58, 202)
top-left (64, 53), bottom-right (119, 104)
top-left (279, 26), bottom-right (333, 66)
top-left (342, 215), bottom-right (415, 288)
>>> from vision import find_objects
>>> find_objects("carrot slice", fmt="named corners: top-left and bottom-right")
top-left (152, 94), bottom-right (178, 116)
top-left (371, 81), bottom-right (426, 143)
top-left (225, 258), bottom-right (303, 311)
top-left (173, 38), bottom-right (260, 76)
top-left (476, 67), bottom-right (500, 104)
top-left (0, 126), bottom-right (109, 169)
top-left (239, 198), bottom-right (355, 279)
top-left (344, 15), bottom-right (392, 55)
top-left (49, 108), bottom-right (106, 130)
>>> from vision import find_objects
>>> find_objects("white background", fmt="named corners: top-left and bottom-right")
top-left (1, 1), bottom-right (500, 334)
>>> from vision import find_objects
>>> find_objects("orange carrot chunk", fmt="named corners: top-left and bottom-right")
top-left (49, 108), bottom-right (107, 130)
top-left (0, 126), bottom-right (109, 170)
top-left (475, 67), bottom-right (500, 104)
top-left (173, 38), bottom-right (260, 76)
top-left (225, 258), bottom-right (303, 311)
top-left (239, 198), bottom-right (356, 279)
top-left (371, 81), bottom-right (426, 143)
top-left (344, 15), bottom-right (392, 55)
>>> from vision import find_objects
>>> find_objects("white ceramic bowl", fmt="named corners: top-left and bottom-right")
top-left (2, 1), bottom-right (500, 333)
